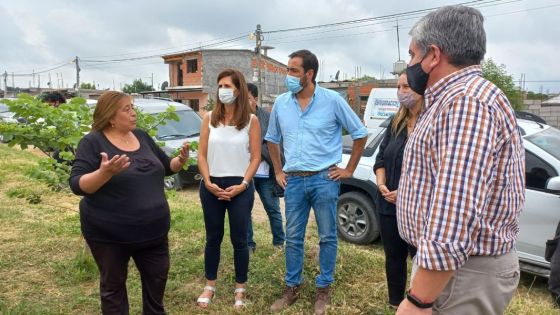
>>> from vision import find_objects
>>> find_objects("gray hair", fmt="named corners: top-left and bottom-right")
top-left (409, 5), bottom-right (486, 67)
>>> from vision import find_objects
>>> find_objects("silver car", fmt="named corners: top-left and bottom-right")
top-left (337, 118), bottom-right (560, 277)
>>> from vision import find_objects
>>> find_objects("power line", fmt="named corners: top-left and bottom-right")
top-left (10, 61), bottom-right (73, 77)
top-left (264, 2), bottom-right (556, 46)
top-left (81, 31), bottom-right (250, 59)
top-left (262, 0), bottom-right (506, 34)
top-left (80, 35), bottom-right (249, 64)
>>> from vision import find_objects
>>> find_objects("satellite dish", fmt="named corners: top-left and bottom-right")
top-left (161, 81), bottom-right (169, 90)
top-left (334, 70), bottom-right (340, 81)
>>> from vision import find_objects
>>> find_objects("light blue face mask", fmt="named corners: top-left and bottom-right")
top-left (285, 75), bottom-right (303, 94)
top-left (218, 88), bottom-right (237, 105)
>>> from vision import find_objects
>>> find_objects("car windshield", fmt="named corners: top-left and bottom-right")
top-left (155, 110), bottom-right (201, 140)
top-left (525, 126), bottom-right (560, 160)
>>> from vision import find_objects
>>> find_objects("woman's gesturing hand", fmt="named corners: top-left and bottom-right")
top-left (99, 152), bottom-right (130, 175)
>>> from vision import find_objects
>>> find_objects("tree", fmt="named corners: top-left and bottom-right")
top-left (526, 91), bottom-right (549, 101)
top-left (481, 58), bottom-right (523, 110)
top-left (80, 82), bottom-right (96, 89)
top-left (122, 79), bottom-right (154, 93)
top-left (0, 94), bottom-right (180, 190)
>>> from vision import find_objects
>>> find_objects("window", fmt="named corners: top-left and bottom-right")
top-left (177, 63), bottom-right (183, 86)
top-left (525, 127), bottom-right (560, 161)
top-left (525, 150), bottom-right (558, 190)
top-left (187, 59), bottom-right (198, 73)
top-left (155, 110), bottom-right (201, 140)
top-left (188, 99), bottom-right (199, 111)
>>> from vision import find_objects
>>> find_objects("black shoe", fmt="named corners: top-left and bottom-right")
top-left (248, 244), bottom-right (256, 254)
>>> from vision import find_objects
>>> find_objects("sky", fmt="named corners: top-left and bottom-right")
top-left (1, 0), bottom-right (559, 93)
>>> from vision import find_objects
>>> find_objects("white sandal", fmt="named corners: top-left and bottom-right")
top-left (197, 285), bottom-right (216, 308)
top-left (234, 287), bottom-right (246, 308)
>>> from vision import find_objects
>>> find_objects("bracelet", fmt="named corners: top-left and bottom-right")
top-left (406, 289), bottom-right (434, 309)
top-left (241, 180), bottom-right (249, 189)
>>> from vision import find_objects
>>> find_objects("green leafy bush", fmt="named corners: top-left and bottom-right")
top-left (0, 94), bottom-right (190, 190)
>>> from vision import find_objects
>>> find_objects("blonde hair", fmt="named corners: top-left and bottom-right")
top-left (391, 72), bottom-right (412, 136)
top-left (211, 69), bottom-right (251, 130)
top-left (92, 91), bottom-right (129, 131)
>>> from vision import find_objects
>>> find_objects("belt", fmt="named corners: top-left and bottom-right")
top-left (286, 165), bottom-right (335, 177)
top-left (286, 170), bottom-right (321, 177)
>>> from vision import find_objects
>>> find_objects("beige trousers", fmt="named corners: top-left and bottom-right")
top-left (411, 252), bottom-right (520, 315)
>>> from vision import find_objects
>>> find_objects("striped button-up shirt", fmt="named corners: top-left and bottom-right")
top-left (397, 65), bottom-right (525, 271)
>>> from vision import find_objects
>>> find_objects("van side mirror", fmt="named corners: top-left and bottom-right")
top-left (546, 176), bottom-right (560, 191)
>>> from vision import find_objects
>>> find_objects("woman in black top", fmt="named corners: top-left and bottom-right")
top-left (373, 72), bottom-right (423, 308)
top-left (69, 91), bottom-right (189, 314)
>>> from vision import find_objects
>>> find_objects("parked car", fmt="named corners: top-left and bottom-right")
top-left (0, 100), bottom-right (17, 142)
top-left (134, 98), bottom-right (202, 190)
top-left (88, 97), bottom-right (202, 190)
top-left (337, 118), bottom-right (560, 277)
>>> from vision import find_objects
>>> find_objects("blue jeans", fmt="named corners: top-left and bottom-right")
top-left (284, 169), bottom-right (340, 288)
top-left (248, 177), bottom-right (285, 247)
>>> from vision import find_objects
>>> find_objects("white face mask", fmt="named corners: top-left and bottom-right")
top-left (219, 88), bottom-right (237, 105)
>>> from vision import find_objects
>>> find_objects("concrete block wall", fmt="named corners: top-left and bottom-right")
top-left (522, 99), bottom-right (560, 129)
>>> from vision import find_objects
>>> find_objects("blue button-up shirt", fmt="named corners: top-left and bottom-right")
top-left (265, 86), bottom-right (367, 172)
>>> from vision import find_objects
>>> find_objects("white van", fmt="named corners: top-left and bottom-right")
top-left (363, 88), bottom-right (399, 130)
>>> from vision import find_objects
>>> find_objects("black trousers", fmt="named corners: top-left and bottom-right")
top-left (199, 177), bottom-right (254, 283)
top-left (86, 236), bottom-right (169, 315)
top-left (379, 214), bottom-right (417, 306)
top-left (550, 241), bottom-right (560, 307)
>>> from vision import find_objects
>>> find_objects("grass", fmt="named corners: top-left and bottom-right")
top-left (0, 143), bottom-right (559, 314)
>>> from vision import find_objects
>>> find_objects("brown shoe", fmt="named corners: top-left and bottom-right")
top-left (314, 286), bottom-right (331, 315)
top-left (270, 285), bottom-right (299, 313)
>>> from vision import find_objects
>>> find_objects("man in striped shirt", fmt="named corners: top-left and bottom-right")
top-left (396, 6), bottom-right (525, 315)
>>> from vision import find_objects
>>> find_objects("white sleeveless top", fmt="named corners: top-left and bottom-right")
top-left (207, 111), bottom-right (254, 177)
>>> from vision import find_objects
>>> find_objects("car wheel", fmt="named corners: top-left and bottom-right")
top-left (164, 174), bottom-right (183, 191)
top-left (337, 191), bottom-right (379, 244)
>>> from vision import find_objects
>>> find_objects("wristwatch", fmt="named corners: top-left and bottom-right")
top-left (406, 290), bottom-right (434, 309)
top-left (241, 180), bottom-right (249, 189)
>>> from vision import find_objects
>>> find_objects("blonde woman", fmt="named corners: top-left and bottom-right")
top-left (69, 91), bottom-right (189, 314)
top-left (373, 72), bottom-right (423, 308)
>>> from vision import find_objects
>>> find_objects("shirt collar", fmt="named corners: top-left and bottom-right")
top-left (424, 65), bottom-right (482, 106)
top-left (290, 85), bottom-right (319, 108)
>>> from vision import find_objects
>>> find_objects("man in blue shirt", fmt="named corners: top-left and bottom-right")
top-left (267, 49), bottom-right (367, 315)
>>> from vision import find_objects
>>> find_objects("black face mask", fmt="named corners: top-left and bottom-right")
top-left (406, 51), bottom-right (431, 95)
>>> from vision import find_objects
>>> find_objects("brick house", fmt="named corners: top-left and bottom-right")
top-left (154, 49), bottom-right (287, 112)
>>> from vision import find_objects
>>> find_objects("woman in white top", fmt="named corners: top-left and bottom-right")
top-left (196, 68), bottom-right (261, 309)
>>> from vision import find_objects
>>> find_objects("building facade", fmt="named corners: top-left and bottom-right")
top-left (158, 49), bottom-right (287, 112)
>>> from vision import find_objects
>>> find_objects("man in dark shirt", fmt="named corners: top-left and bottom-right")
top-left (246, 83), bottom-right (285, 253)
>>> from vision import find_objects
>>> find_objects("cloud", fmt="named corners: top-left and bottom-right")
top-left (0, 0), bottom-right (559, 92)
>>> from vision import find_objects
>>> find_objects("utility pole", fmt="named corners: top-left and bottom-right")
top-left (3, 71), bottom-right (7, 95)
top-left (48, 73), bottom-right (52, 89)
top-left (75, 56), bottom-right (81, 96)
top-left (32, 69), bottom-right (35, 88)
top-left (151, 72), bottom-right (154, 90)
top-left (255, 24), bottom-right (263, 107)
top-left (11, 72), bottom-right (14, 97)
top-left (261, 45), bottom-right (274, 100)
